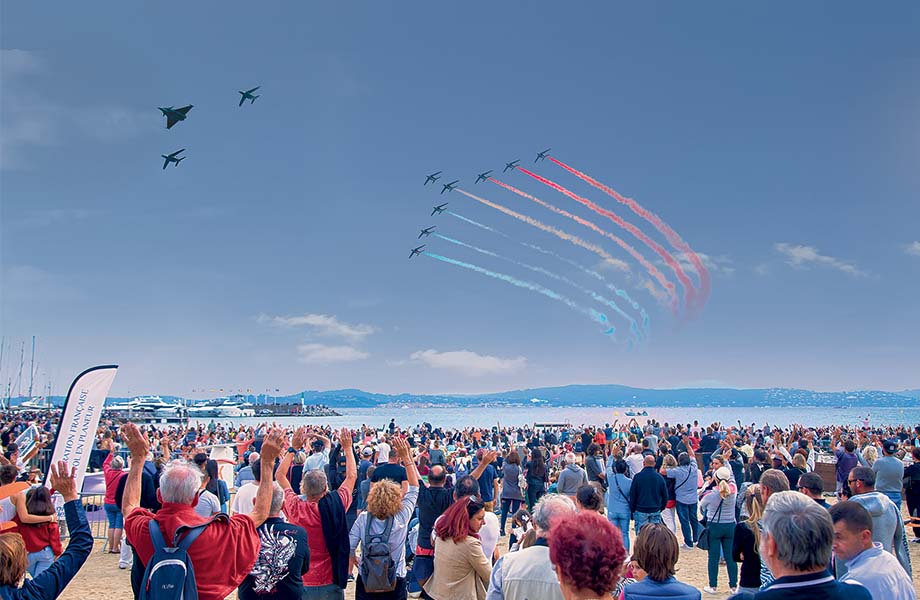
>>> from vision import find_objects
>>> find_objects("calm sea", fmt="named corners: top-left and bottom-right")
top-left (194, 405), bottom-right (920, 431)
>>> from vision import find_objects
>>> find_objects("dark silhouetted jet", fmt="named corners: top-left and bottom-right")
top-left (431, 203), bottom-right (448, 216)
top-left (475, 170), bottom-right (493, 184)
top-left (535, 148), bottom-right (551, 162)
top-left (159, 105), bottom-right (193, 129)
top-left (238, 86), bottom-right (261, 106)
top-left (441, 180), bottom-right (459, 194)
top-left (418, 226), bottom-right (436, 239)
top-left (503, 160), bottom-right (520, 173)
top-left (161, 149), bottom-right (186, 170)
top-left (424, 171), bottom-right (442, 185)
top-left (409, 245), bottom-right (425, 259)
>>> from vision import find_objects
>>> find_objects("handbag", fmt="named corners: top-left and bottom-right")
top-left (697, 497), bottom-right (724, 551)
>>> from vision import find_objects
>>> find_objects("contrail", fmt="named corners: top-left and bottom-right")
top-left (433, 233), bottom-right (640, 342)
top-left (446, 210), bottom-right (651, 338)
top-left (515, 167), bottom-right (695, 315)
top-left (548, 157), bottom-right (710, 312)
top-left (423, 251), bottom-right (615, 336)
top-left (486, 178), bottom-right (676, 313)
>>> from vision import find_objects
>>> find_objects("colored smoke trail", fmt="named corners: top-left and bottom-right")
top-left (516, 167), bottom-right (696, 315)
top-left (433, 233), bottom-right (639, 342)
top-left (423, 252), bottom-right (613, 335)
top-left (488, 177), bottom-right (677, 314)
top-left (447, 210), bottom-right (651, 338)
top-left (548, 157), bottom-right (711, 312)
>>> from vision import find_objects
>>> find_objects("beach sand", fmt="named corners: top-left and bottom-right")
top-left (58, 505), bottom-right (920, 600)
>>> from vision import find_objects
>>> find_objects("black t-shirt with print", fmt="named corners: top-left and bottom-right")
top-left (238, 517), bottom-right (310, 600)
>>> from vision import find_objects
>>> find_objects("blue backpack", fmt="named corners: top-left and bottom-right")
top-left (140, 516), bottom-right (221, 600)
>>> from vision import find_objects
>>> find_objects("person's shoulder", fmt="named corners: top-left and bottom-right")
top-left (834, 580), bottom-right (872, 599)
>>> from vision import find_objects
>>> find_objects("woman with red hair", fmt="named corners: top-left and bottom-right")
top-left (549, 511), bottom-right (627, 600)
top-left (423, 496), bottom-right (492, 600)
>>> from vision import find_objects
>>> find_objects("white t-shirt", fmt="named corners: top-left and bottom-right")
top-left (0, 498), bottom-right (15, 523)
top-left (232, 481), bottom-right (259, 515)
top-left (194, 490), bottom-right (220, 518)
top-left (479, 512), bottom-right (500, 562)
top-left (376, 442), bottom-right (391, 464)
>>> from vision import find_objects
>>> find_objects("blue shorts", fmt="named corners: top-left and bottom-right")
top-left (104, 503), bottom-right (123, 528)
top-left (413, 555), bottom-right (434, 581)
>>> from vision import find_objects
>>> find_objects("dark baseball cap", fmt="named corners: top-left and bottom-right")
top-left (882, 439), bottom-right (898, 454)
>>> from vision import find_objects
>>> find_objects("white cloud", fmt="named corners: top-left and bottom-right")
top-left (257, 313), bottom-right (377, 341)
top-left (297, 343), bottom-right (369, 364)
top-left (774, 243), bottom-right (866, 277)
top-left (903, 241), bottom-right (920, 257)
top-left (408, 349), bottom-right (527, 376)
top-left (657, 252), bottom-right (735, 277)
top-left (753, 264), bottom-right (771, 276)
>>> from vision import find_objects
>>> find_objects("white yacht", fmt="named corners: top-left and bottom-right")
top-left (188, 396), bottom-right (255, 418)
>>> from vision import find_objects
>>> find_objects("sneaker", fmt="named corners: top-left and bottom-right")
top-left (118, 562), bottom-right (129, 570)
top-left (703, 586), bottom-right (718, 594)
top-left (680, 543), bottom-right (694, 550)
top-left (912, 537), bottom-right (920, 544)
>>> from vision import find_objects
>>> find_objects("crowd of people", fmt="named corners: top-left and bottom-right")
top-left (0, 411), bottom-right (918, 599)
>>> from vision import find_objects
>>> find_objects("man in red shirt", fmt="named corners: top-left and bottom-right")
top-left (121, 423), bottom-right (282, 600)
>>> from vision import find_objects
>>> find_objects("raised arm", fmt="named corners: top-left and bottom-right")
top-left (248, 429), bottom-right (283, 527)
top-left (393, 436), bottom-right (419, 488)
top-left (339, 428), bottom-right (357, 492)
top-left (471, 450), bottom-right (497, 481)
top-left (276, 427), bottom-right (305, 491)
top-left (12, 491), bottom-right (55, 523)
top-left (120, 423), bottom-right (150, 518)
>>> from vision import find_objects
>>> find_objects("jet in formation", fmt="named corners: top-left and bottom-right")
top-left (161, 149), bottom-right (186, 170)
top-left (475, 170), bottom-right (493, 184)
top-left (535, 148), bottom-right (551, 162)
top-left (503, 160), bottom-right (520, 173)
top-left (431, 203), bottom-right (449, 216)
top-left (424, 171), bottom-right (442, 185)
top-left (238, 86), bottom-right (261, 106)
top-left (418, 226), bottom-right (437, 239)
top-left (409, 245), bottom-right (425, 259)
top-left (159, 105), bottom-right (194, 129)
top-left (441, 180), bottom-right (459, 194)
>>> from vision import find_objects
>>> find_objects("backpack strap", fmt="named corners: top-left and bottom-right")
top-left (148, 519), bottom-right (167, 552)
top-left (172, 513), bottom-right (227, 550)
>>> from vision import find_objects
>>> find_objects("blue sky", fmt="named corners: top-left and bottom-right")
top-left (2, 2), bottom-right (918, 397)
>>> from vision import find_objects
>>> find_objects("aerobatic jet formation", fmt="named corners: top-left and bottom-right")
top-left (475, 170), bottom-right (493, 184)
top-left (161, 149), bottom-right (186, 169)
top-left (418, 226), bottom-right (436, 239)
top-left (441, 180), bottom-right (459, 194)
top-left (238, 86), bottom-right (261, 106)
top-left (503, 160), bottom-right (520, 173)
top-left (158, 105), bottom-right (193, 129)
top-left (424, 171), bottom-right (442, 185)
top-left (409, 245), bottom-right (425, 259)
top-left (431, 203), bottom-right (448, 216)
top-left (535, 148), bottom-right (551, 162)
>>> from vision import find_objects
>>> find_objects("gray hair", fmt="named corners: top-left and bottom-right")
top-left (301, 469), bottom-right (329, 498)
top-left (564, 452), bottom-right (576, 465)
top-left (269, 482), bottom-right (285, 515)
top-left (110, 456), bottom-right (125, 470)
top-left (160, 460), bottom-right (204, 505)
top-left (248, 452), bottom-right (260, 465)
top-left (532, 493), bottom-right (576, 535)
top-left (761, 491), bottom-right (833, 571)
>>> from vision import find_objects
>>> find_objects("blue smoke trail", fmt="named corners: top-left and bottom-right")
top-left (423, 252), bottom-right (613, 336)
top-left (433, 233), bottom-right (637, 343)
top-left (442, 213), bottom-right (649, 341)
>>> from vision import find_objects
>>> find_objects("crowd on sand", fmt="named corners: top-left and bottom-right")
top-left (0, 412), bottom-right (919, 600)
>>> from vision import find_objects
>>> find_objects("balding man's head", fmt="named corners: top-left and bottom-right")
top-left (643, 455), bottom-right (656, 468)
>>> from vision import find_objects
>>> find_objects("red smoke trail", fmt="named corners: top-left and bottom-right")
top-left (516, 166), bottom-right (696, 315)
top-left (548, 157), bottom-right (710, 312)
top-left (489, 178), bottom-right (678, 313)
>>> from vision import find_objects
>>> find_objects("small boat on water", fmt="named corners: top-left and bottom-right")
top-left (625, 409), bottom-right (649, 417)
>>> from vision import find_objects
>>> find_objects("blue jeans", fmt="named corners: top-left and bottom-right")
top-left (302, 584), bottom-right (345, 599)
top-left (28, 546), bottom-right (55, 578)
top-left (104, 503), bottom-right (123, 528)
top-left (609, 512), bottom-right (631, 551)
top-left (634, 510), bottom-right (662, 534)
top-left (500, 498), bottom-right (522, 533)
top-left (706, 522), bottom-right (738, 588)
top-left (676, 501), bottom-right (701, 546)
top-left (882, 491), bottom-right (902, 508)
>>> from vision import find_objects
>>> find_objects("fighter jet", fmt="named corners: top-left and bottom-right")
top-left (158, 105), bottom-right (193, 129)
top-left (409, 245), bottom-right (425, 259)
top-left (503, 160), bottom-right (520, 173)
top-left (441, 180), bottom-right (459, 194)
top-left (475, 170), bottom-right (493, 184)
top-left (424, 171), bottom-right (442, 186)
top-left (535, 148), bottom-right (551, 162)
top-left (161, 149), bottom-right (186, 170)
top-left (418, 226), bottom-right (436, 239)
top-left (238, 86), bottom-right (261, 106)
top-left (431, 203), bottom-right (449, 216)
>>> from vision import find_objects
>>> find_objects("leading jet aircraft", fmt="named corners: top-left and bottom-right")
top-left (431, 203), bottom-right (448, 216)
top-left (441, 180), bottom-right (459, 194)
top-left (238, 86), bottom-right (261, 106)
top-left (161, 149), bottom-right (186, 170)
top-left (418, 226), bottom-right (436, 239)
top-left (409, 245), bottom-right (425, 259)
top-left (503, 160), bottom-right (520, 173)
top-left (535, 148), bottom-right (551, 162)
top-left (424, 171), bottom-right (442, 185)
top-left (158, 105), bottom-right (193, 129)
top-left (475, 170), bottom-right (493, 184)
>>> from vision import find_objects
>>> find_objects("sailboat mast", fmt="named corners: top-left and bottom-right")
top-left (27, 336), bottom-right (35, 399)
top-left (16, 341), bottom-right (24, 400)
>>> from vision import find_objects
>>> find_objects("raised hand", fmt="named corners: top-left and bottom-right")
top-left (292, 427), bottom-right (307, 451)
top-left (339, 428), bottom-right (353, 447)
top-left (121, 423), bottom-right (150, 460)
top-left (392, 435), bottom-right (411, 460)
top-left (260, 429), bottom-right (285, 463)
top-left (49, 460), bottom-right (78, 503)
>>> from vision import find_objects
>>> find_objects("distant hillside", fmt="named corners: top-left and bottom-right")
top-left (900, 389), bottom-right (920, 400)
